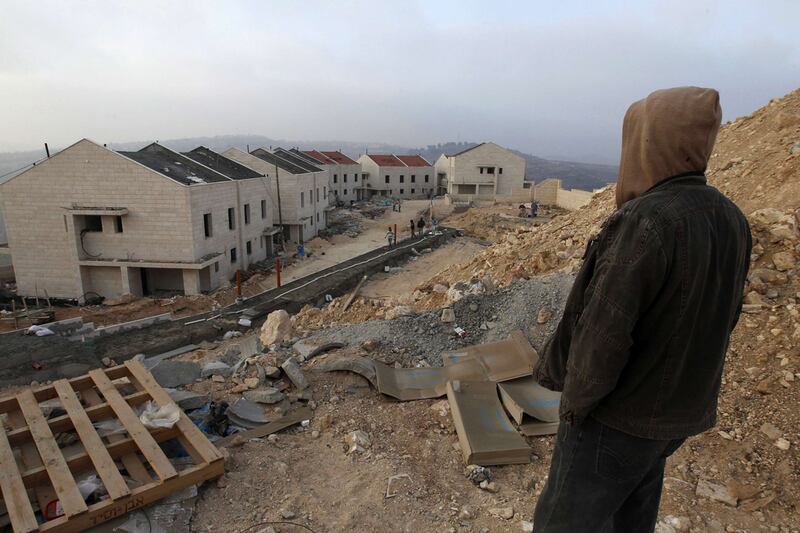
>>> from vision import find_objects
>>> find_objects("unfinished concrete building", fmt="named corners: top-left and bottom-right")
top-left (223, 148), bottom-right (328, 244)
top-left (357, 154), bottom-right (434, 199)
top-left (0, 140), bottom-right (277, 302)
top-left (294, 149), bottom-right (363, 205)
top-left (435, 142), bottom-right (527, 201)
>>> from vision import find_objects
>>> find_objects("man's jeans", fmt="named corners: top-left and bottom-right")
top-left (533, 417), bottom-right (686, 533)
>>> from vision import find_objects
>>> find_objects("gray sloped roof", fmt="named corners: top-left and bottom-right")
top-left (183, 146), bottom-right (263, 180)
top-left (119, 143), bottom-right (230, 185)
top-left (250, 148), bottom-right (310, 175)
top-left (272, 148), bottom-right (323, 172)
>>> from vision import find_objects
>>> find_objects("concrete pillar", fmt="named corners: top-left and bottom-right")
top-left (182, 269), bottom-right (201, 296)
top-left (120, 266), bottom-right (131, 295)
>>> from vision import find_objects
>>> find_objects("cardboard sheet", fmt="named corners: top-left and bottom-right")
top-left (497, 376), bottom-right (561, 424)
top-left (446, 380), bottom-right (532, 466)
top-left (441, 330), bottom-right (537, 382)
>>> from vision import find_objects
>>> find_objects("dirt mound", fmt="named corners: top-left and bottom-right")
top-left (708, 88), bottom-right (800, 214)
top-left (443, 204), bottom-right (564, 242)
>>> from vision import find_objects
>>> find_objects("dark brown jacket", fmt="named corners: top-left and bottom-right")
top-left (533, 174), bottom-right (751, 439)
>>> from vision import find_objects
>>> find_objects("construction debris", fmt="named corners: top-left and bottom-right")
top-left (447, 380), bottom-right (532, 465)
top-left (0, 361), bottom-right (223, 532)
top-left (280, 356), bottom-right (309, 390)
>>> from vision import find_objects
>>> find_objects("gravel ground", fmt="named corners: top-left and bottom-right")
top-left (303, 272), bottom-right (575, 366)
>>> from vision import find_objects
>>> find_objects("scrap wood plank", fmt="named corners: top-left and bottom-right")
top-left (18, 427), bottom-right (180, 489)
top-left (215, 407), bottom-right (313, 447)
top-left (17, 389), bottom-right (88, 518)
top-left (53, 381), bottom-right (131, 501)
top-left (6, 390), bottom-right (151, 447)
top-left (38, 462), bottom-right (224, 533)
top-left (6, 408), bottom-right (58, 515)
top-left (81, 389), bottom-right (152, 486)
top-left (88, 369), bottom-right (178, 482)
top-left (125, 360), bottom-right (223, 465)
top-left (341, 274), bottom-right (368, 312)
top-left (0, 422), bottom-right (38, 532)
top-left (0, 366), bottom-right (129, 415)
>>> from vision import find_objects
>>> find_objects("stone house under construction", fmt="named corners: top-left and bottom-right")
top-left (223, 148), bottom-right (328, 244)
top-left (357, 154), bottom-right (434, 199)
top-left (294, 149), bottom-right (363, 205)
top-left (0, 139), bottom-right (276, 302)
top-left (435, 142), bottom-right (527, 201)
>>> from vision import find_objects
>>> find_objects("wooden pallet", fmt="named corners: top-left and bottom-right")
top-left (0, 360), bottom-right (224, 532)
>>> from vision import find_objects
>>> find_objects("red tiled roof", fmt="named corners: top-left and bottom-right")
top-left (367, 154), bottom-right (405, 167)
top-left (396, 155), bottom-right (431, 167)
top-left (320, 151), bottom-right (358, 165)
top-left (301, 150), bottom-right (335, 164)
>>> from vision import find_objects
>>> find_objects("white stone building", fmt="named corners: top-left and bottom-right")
top-left (0, 140), bottom-right (276, 301)
top-left (357, 154), bottom-right (434, 199)
top-left (434, 142), bottom-right (527, 201)
top-left (294, 150), bottom-right (363, 205)
top-left (223, 148), bottom-right (327, 244)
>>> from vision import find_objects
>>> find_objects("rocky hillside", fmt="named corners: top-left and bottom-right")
top-left (708, 88), bottom-right (800, 214)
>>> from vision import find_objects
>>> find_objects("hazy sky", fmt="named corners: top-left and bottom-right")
top-left (1, 0), bottom-right (797, 162)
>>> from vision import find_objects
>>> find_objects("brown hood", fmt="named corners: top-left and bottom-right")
top-left (616, 86), bottom-right (722, 208)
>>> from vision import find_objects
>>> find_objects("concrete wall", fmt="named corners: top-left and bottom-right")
top-left (84, 265), bottom-right (123, 299)
top-left (188, 177), bottom-right (274, 284)
top-left (326, 163), bottom-right (362, 204)
top-left (533, 178), bottom-right (594, 210)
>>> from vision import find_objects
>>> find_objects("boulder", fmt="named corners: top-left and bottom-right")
top-left (385, 306), bottom-right (415, 320)
top-left (695, 479), bottom-right (737, 506)
top-left (441, 308), bottom-right (455, 323)
top-left (201, 361), bottom-right (232, 379)
top-left (537, 307), bottom-right (552, 324)
top-left (260, 310), bottom-right (293, 346)
top-left (150, 361), bottom-right (201, 388)
top-left (281, 357), bottom-right (309, 390)
top-left (264, 365), bottom-right (281, 379)
top-left (244, 388), bottom-right (285, 404)
top-left (750, 208), bottom-right (784, 228)
top-left (772, 251), bottom-right (796, 272)
top-left (166, 388), bottom-right (209, 410)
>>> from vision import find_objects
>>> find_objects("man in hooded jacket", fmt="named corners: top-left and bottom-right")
top-left (531, 87), bottom-right (751, 532)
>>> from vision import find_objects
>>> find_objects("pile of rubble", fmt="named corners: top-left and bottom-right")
top-left (318, 208), bottom-right (365, 238)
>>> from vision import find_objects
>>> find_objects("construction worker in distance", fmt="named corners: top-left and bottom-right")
top-left (417, 217), bottom-right (426, 235)
top-left (518, 203), bottom-right (528, 217)
top-left (385, 226), bottom-right (394, 247)
top-left (531, 87), bottom-right (751, 532)
top-left (409, 219), bottom-right (416, 237)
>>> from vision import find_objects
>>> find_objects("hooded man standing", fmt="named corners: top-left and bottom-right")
top-left (531, 87), bottom-right (751, 532)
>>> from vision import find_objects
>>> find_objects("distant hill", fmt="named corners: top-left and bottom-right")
top-left (1, 136), bottom-right (618, 191)
top-left (412, 142), bottom-right (618, 191)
